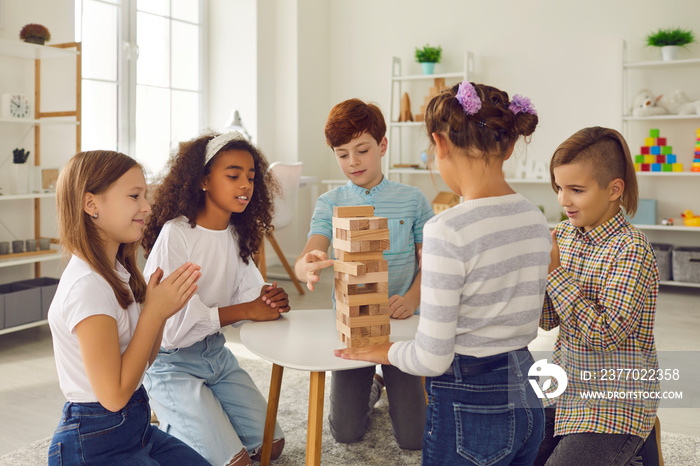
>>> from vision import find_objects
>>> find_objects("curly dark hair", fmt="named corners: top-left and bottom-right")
top-left (141, 132), bottom-right (279, 264)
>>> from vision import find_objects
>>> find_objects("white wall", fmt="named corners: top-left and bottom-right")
top-left (207, 0), bottom-right (258, 139)
top-left (325, 0), bottom-right (700, 166)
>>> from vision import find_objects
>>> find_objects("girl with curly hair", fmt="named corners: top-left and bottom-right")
top-left (141, 132), bottom-right (289, 466)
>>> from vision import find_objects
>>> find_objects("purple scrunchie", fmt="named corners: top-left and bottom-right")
top-left (508, 94), bottom-right (537, 115)
top-left (455, 81), bottom-right (481, 115)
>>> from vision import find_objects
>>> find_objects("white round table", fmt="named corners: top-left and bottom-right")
top-left (240, 309), bottom-right (419, 465)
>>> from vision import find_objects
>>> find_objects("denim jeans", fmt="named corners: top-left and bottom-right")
top-left (48, 386), bottom-right (208, 466)
top-left (422, 349), bottom-right (544, 466)
top-left (145, 332), bottom-right (283, 465)
top-left (329, 365), bottom-right (426, 449)
top-left (534, 407), bottom-right (645, 466)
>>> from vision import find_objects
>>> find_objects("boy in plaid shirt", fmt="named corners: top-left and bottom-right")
top-left (536, 127), bottom-right (660, 465)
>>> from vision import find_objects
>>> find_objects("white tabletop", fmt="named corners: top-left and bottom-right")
top-left (239, 309), bottom-right (419, 372)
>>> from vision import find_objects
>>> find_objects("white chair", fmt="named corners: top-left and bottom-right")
top-left (257, 161), bottom-right (305, 295)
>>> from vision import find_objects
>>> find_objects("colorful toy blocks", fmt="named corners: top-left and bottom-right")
top-left (636, 129), bottom-right (683, 172)
top-left (333, 206), bottom-right (391, 348)
top-left (693, 128), bottom-right (700, 172)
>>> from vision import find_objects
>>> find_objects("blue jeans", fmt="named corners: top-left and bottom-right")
top-left (145, 332), bottom-right (283, 465)
top-left (48, 386), bottom-right (208, 466)
top-left (422, 349), bottom-right (544, 466)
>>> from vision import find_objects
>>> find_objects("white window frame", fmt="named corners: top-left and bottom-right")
top-left (76, 0), bottom-right (207, 172)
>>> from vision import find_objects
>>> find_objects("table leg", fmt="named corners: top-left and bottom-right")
top-left (260, 363), bottom-right (284, 466)
top-left (306, 371), bottom-right (325, 466)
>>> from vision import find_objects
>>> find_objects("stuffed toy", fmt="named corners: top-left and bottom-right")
top-left (660, 89), bottom-right (698, 115)
top-left (631, 89), bottom-right (667, 117)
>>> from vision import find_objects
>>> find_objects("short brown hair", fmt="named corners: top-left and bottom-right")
top-left (324, 98), bottom-right (386, 148)
top-left (550, 126), bottom-right (638, 216)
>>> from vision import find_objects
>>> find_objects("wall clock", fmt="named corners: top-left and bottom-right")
top-left (2, 93), bottom-right (31, 119)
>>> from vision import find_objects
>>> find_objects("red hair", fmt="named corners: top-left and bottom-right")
top-left (324, 98), bottom-right (386, 148)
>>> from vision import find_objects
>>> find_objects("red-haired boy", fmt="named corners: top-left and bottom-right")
top-left (294, 98), bottom-right (433, 449)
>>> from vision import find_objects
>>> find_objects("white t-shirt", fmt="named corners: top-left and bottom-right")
top-left (48, 255), bottom-right (144, 403)
top-left (143, 216), bottom-right (264, 349)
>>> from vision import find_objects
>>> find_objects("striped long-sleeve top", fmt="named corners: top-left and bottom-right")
top-left (540, 211), bottom-right (659, 439)
top-left (388, 193), bottom-right (551, 376)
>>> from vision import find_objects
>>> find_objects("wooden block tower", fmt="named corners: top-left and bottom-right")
top-left (415, 77), bottom-right (449, 121)
top-left (333, 206), bottom-right (391, 348)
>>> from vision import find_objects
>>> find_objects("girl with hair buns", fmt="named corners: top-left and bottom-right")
top-left (141, 132), bottom-right (289, 466)
top-left (47, 150), bottom-right (207, 465)
top-left (337, 82), bottom-right (551, 465)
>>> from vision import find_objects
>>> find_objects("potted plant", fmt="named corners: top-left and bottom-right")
top-left (415, 44), bottom-right (442, 75)
top-left (19, 23), bottom-right (51, 45)
top-left (12, 148), bottom-right (30, 194)
top-left (646, 27), bottom-right (695, 61)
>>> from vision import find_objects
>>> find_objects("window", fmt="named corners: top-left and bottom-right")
top-left (76, 0), bottom-right (204, 177)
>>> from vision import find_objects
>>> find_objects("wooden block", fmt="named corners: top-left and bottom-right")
top-left (414, 113), bottom-right (424, 122)
top-left (368, 218), bottom-right (388, 229)
top-left (334, 250), bottom-right (384, 262)
top-left (370, 324), bottom-right (391, 337)
top-left (334, 206), bottom-right (374, 218)
top-left (344, 334), bottom-right (390, 348)
top-left (333, 261), bottom-right (366, 276)
top-left (337, 320), bottom-right (369, 338)
top-left (365, 282), bottom-right (389, 293)
top-left (333, 238), bottom-right (361, 252)
top-left (379, 239), bottom-right (390, 251)
top-left (333, 217), bottom-right (369, 231)
top-left (336, 270), bottom-right (389, 285)
top-left (344, 314), bottom-right (390, 328)
top-left (335, 279), bottom-right (358, 295)
top-left (334, 228), bottom-right (347, 241)
top-left (336, 309), bottom-right (348, 326)
top-left (336, 299), bottom-right (360, 317)
top-left (433, 77), bottom-right (446, 88)
top-left (335, 288), bottom-right (388, 307)
top-left (346, 228), bottom-right (389, 242)
top-left (373, 303), bottom-right (391, 316)
top-left (392, 163), bottom-right (420, 168)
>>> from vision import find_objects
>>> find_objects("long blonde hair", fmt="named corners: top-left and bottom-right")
top-left (56, 151), bottom-right (147, 308)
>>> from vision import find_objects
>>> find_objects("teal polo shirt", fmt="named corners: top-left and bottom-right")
top-left (309, 177), bottom-right (434, 310)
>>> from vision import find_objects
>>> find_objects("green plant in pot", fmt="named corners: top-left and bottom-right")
top-left (19, 23), bottom-right (51, 45)
top-left (415, 44), bottom-right (442, 75)
top-left (646, 27), bottom-right (695, 61)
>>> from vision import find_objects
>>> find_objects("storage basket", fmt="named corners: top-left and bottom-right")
top-left (0, 283), bottom-right (41, 329)
top-left (13, 277), bottom-right (60, 320)
top-left (671, 247), bottom-right (700, 284)
top-left (651, 243), bottom-right (673, 282)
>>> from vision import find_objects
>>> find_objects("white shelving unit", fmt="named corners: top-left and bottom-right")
top-left (0, 38), bottom-right (81, 334)
top-left (385, 52), bottom-right (473, 181)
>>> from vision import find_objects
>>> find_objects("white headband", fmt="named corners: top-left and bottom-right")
top-left (204, 131), bottom-right (248, 165)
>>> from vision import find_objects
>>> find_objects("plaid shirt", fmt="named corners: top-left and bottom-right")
top-left (540, 211), bottom-right (659, 438)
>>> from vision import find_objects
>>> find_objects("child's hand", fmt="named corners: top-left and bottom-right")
top-left (300, 250), bottom-right (334, 291)
top-left (388, 294), bottom-right (417, 319)
top-left (260, 281), bottom-right (290, 313)
top-left (144, 263), bottom-right (201, 321)
top-left (549, 230), bottom-right (561, 274)
top-left (334, 342), bottom-right (393, 365)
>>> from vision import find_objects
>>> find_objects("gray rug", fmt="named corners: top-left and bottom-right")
top-left (2, 355), bottom-right (698, 465)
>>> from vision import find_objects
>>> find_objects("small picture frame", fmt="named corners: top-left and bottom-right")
top-left (42, 168), bottom-right (59, 191)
